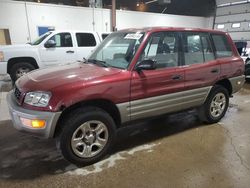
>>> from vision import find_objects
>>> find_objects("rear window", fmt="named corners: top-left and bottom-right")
top-left (211, 34), bottom-right (232, 58)
top-left (76, 33), bottom-right (96, 47)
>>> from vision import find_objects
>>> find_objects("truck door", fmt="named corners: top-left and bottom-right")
top-left (39, 32), bottom-right (77, 66)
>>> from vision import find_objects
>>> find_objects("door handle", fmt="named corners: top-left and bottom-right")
top-left (66, 50), bottom-right (75, 53)
top-left (211, 68), bottom-right (219, 73)
top-left (171, 75), bottom-right (182, 80)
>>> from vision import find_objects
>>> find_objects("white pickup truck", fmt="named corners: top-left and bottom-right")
top-left (0, 30), bottom-right (109, 81)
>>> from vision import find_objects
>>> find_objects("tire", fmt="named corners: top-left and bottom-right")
top-left (58, 107), bottom-right (116, 166)
top-left (10, 62), bottom-right (36, 82)
top-left (198, 85), bottom-right (229, 124)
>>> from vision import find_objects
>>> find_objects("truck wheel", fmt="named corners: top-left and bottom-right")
top-left (10, 62), bottom-right (35, 82)
top-left (198, 85), bottom-right (229, 124)
top-left (58, 107), bottom-right (116, 166)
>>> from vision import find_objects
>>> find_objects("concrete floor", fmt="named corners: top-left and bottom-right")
top-left (0, 78), bottom-right (250, 188)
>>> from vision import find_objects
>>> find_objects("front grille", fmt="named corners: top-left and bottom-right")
top-left (14, 86), bottom-right (22, 101)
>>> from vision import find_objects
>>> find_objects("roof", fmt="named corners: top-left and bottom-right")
top-left (118, 27), bottom-right (226, 34)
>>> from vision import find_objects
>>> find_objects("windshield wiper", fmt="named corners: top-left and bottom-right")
top-left (77, 58), bottom-right (87, 64)
top-left (88, 59), bottom-right (109, 67)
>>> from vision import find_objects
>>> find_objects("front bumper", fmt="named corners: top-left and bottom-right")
top-left (7, 91), bottom-right (61, 138)
top-left (0, 61), bottom-right (7, 75)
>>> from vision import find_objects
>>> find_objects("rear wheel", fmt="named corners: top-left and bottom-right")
top-left (10, 62), bottom-right (35, 82)
top-left (58, 107), bottom-right (116, 166)
top-left (198, 85), bottom-right (229, 124)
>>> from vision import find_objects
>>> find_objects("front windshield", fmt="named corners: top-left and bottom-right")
top-left (30, 32), bottom-right (52, 45)
top-left (88, 32), bottom-right (145, 69)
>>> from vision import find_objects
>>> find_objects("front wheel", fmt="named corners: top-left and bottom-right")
top-left (58, 107), bottom-right (116, 166)
top-left (10, 62), bottom-right (35, 82)
top-left (198, 85), bottom-right (229, 124)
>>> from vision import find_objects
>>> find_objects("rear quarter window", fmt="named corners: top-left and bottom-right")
top-left (211, 34), bottom-right (232, 58)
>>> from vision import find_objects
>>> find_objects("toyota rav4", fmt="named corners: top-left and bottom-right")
top-left (7, 27), bottom-right (245, 166)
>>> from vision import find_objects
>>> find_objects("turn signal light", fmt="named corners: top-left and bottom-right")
top-left (20, 117), bottom-right (46, 128)
top-left (32, 120), bottom-right (46, 128)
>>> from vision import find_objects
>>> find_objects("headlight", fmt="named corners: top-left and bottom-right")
top-left (24, 92), bottom-right (51, 107)
top-left (0, 51), bottom-right (4, 62)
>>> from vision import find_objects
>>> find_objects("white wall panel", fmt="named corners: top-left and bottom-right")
top-left (229, 31), bottom-right (250, 41)
top-left (0, 1), bottom-right (29, 44)
top-left (0, 0), bottom-right (211, 44)
top-left (216, 4), bottom-right (250, 16)
top-left (215, 13), bottom-right (250, 23)
top-left (116, 10), bottom-right (207, 29)
top-left (216, 0), bottom-right (247, 6)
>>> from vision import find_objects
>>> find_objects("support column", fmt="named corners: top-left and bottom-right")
top-left (111, 0), bottom-right (116, 31)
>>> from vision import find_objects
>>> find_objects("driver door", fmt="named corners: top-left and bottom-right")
top-left (39, 32), bottom-right (76, 66)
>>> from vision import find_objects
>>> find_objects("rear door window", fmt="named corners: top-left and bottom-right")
top-left (182, 32), bottom-right (215, 65)
top-left (76, 33), bottom-right (96, 47)
top-left (182, 33), bottom-right (203, 65)
top-left (200, 34), bottom-right (215, 62)
top-left (102, 34), bottom-right (109, 40)
top-left (211, 34), bottom-right (232, 58)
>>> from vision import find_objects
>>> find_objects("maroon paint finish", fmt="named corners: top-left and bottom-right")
top-left (130, 67), bottom-right (185, 101)
top-left (16, 63), bottom-right (131, 112)
top-left (15, 27), bottom-right (244, 113)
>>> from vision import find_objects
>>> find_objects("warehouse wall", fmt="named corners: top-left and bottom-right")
top-left (215, 0), bottom-right (250, 42)
top-left (0, 0), bottom-right (212, 44)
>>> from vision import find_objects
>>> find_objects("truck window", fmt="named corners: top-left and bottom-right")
top-left (31, 32), bottom-right (51, 45)
top-left (76, 33), bottom-right (96, 47)
top-left (211, 34), bottom-right (232, 58)
top-left (49, 32), bottom-right (73, 47)
top-left (102, 34), bottom-right (109, 40)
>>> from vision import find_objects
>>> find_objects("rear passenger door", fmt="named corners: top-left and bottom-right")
top-left (75, 32), bottom-right (98, 61)
top-left (181, 32), bottom-right (219, 90)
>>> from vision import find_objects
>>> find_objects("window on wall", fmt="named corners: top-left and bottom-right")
top-left (232, 23), bottom-right (241, 28)
top-left (217, 24), bottom-right (225, 29)
top-left (0, 29), bottom-right (11, 45)
top-left (49, 32), bottom-right (73, 47)
top-left (211, 34), bottom-right (232, 58)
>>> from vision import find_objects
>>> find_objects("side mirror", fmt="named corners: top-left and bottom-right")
top-left (136, 59), bottom-right (156, 72)
top-left (44, 40), bottom-right (56, 48)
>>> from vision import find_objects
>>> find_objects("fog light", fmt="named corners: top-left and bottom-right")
top-left (237, 81), bottom-right (241, 85)
top-left (20, 117), bottom-right (46, 128)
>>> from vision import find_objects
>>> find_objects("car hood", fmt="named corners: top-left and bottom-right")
top-left (16, 62), bottom-right (123, 91)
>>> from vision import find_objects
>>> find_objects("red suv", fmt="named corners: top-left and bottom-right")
top-left (7, 27), bottom-right (245, 166)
